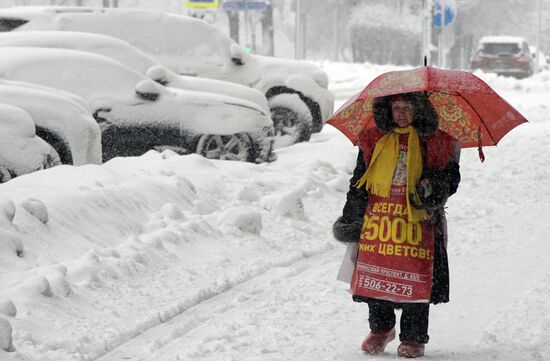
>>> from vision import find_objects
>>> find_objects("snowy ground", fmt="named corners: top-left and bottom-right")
top-left (1, 62), bottom-right (550, 361)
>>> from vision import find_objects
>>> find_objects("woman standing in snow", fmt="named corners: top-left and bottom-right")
top-left (333, 92), bottom-right (461, 358)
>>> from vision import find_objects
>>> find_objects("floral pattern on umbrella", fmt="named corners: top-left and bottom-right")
top-left (334, 97), bottom-right (374, 139)
top-left (366, 68), bottom-right (426, 97)
top-left (430, 92), bottom-right (483, 146)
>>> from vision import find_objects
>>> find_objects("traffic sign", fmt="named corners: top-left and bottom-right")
top-left (184, 0), bottom-right (220, 8)
top-left (222, 0), bottom-right (269, 11)
top-left (433, 0), bottom-right (456, 28)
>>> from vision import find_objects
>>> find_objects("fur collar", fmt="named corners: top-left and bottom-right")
top-left (372, 92), bottom-right (439, 137)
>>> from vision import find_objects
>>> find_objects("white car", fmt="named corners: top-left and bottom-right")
top-left (0, 103), bottom-right (58, 182)
top-left (0, 6), bottom-right (334, 144)
top-left (0, 31), bottom-right (269, 114)
top-left (0, 79), bottom-right (102, 165)
top-left (0, 47), bottom-right (274, 163)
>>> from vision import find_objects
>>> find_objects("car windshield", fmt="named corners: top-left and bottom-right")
top-left (481, 43), bottom-right (521, 55)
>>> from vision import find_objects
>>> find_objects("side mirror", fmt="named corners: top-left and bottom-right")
top-left (230, 43), bottom-right (245, 66)
top-left (145, 65), bottom-right (170, 86)
top-left (92, 107), bottom-right (111, 123)
top-left (135, 80), bottom-right (160, 101)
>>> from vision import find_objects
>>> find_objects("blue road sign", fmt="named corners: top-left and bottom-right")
top-left (433, 0), bottom-right (456, 28)
top-left (222, 1), bottom-right (269, 10)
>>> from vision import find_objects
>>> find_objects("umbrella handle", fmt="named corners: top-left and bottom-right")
top-left (478, 146), bottom-right (485, 162)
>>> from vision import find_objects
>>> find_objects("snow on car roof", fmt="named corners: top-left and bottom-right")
top-left (0, 6), bottom-right (234, 75)
top-left (0, 31), bottom-right (269, 112)
top-left (1, 30), bottom-right (268, 109)
top-left (0, 46), bottom-right (271, 137)
top-left (0, 76), bottom-right (91, 113)
top-left (479, 36), bottom-right (527, 44)
top-left (0, 46), bottom-right (155, 103)
top-left (0, 31), bottom-right (157, 74)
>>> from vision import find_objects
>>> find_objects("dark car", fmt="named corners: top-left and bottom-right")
top-left (470, 36), bottom-right (535, 78)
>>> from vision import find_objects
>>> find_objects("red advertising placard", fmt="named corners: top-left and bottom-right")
top-left (351, 192), bottom-right (435, 303)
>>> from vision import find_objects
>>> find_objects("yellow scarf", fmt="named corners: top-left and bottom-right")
top-left (355, 126), bottom-right (428, 222)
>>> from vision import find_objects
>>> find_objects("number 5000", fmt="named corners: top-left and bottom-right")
top-left (361, 215), bottom-right (422, 246)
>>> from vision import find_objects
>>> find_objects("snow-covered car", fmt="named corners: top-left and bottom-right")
top-left (0, 47), bottom-right (274, 163)
top-left (0, 31), bottom-right (270, 115)
top-left (0, 103), bottom-right (59, 182)
top-left (470, 36), bottom-right (535, 78)
top-left (0, 79), bottom-right (102, 165)
top-left (0, 6), bottom-right (334, 144)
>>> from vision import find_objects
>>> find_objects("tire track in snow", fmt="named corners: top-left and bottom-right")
top-left (92, 244), bottom-right (337, 361)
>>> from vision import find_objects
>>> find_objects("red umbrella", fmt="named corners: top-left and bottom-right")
top-left (327, 66), bottom-right (528, 160)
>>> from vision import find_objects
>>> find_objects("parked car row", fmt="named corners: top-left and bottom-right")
top-left (0, 7), bottom-right (334, 136)
top-left (0, 6), bottom-right (334, 183)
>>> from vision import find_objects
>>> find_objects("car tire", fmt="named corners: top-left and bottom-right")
top-left (196, 133), bottom-right (254, 162)
top-left (268, 93), bottom-right (313, 147)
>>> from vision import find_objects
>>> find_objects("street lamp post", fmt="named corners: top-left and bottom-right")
top-left (295, 0), bottom-right (306, 60)
top-left (535, 0), bottom-right (542, 73)
top-left (295, 0), bottom-right (301, 59)
top-left (422, 0), bottom-right (433, 66)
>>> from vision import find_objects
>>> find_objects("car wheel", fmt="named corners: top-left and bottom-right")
top-left (43, 143), bottom-right (62, 169)
top-left (196, 133), bottom-right (254, 162)
top-left (268, 93), bottom-right (313, 148)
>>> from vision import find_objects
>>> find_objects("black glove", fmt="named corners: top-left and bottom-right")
top-left (332, 216), bottom-right (363, 243)
top-left (410, 168), bottom-right (451, 210)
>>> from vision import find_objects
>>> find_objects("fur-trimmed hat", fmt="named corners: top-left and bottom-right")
top-left (372, 92), bottom-right (439, 136)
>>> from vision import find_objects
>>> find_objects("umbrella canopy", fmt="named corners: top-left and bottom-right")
top-left (328, 66), bottom-right (528, 151)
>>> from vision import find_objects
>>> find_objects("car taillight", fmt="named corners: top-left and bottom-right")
top-left (517, 55), bottom-right (529, 62)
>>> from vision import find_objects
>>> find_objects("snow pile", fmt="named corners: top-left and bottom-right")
top-left (19, 198), bottom-right (48, 225)
top-left (0, 299), bottom-right (17, 318)
top-left (0, 317), bottom-right (15, 352)
top-left (0, 138), bottom-right (348, 360)
top-left (0, 79), bottom-right (102, 166)
top-left (0, 197), bottom-right (23, 265)
top-left (0, 104), bottom-right (51, 180)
